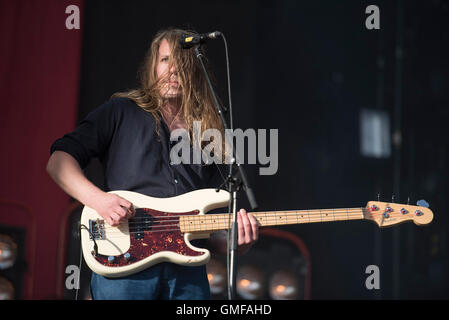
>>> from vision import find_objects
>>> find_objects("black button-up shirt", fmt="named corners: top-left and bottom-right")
top-left (50, 97), bottom-right (221, 197)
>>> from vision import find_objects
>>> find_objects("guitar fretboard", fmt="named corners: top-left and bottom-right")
top-left (179, 208), bottom-right (366, 233)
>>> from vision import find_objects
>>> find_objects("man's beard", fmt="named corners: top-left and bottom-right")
top-left (160, 82), bottom-right (181, 99)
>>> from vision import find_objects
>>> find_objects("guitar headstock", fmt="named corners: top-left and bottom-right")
top-left (364, 201), bottom-right (434, 227)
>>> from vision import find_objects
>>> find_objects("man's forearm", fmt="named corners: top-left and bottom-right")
top-left (46, 151), bottom-right (104, 208)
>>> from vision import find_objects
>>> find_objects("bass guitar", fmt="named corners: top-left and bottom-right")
top-left (80, 189), bottom-right (433, 277)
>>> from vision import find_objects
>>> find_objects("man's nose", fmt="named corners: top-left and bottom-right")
top-left (170, 64), bottom-right (177, 73)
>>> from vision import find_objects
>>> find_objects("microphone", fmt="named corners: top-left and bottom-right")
top-left (179, 31), bottom-right (222, 49)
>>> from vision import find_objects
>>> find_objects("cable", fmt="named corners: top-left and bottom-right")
top-left (80, 224), bottom-right (98, 256)
top-left (219, 32), bottom-right (233, 131)
top-left (75, 224), bottom-right (98, 300)
top-left (75, 235), bottom-right (83, 301)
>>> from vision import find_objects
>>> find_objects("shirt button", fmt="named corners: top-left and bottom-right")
top-left (169, 161), bottom-right (174, 166)
top-left (174, 179), bottom-right (178, 184)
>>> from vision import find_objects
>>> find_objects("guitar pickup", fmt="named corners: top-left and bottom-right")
top-left (89, 219), bottom-right (106, 240)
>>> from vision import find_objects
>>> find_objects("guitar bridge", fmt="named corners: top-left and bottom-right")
top-left (89, 219), bottom-right (106, 240)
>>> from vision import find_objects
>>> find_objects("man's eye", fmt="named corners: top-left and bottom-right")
top-left (161, 57), bottom-right (169, 62)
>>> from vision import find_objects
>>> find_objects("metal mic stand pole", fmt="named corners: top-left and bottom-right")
top-left (193, 44), bottom-right (258, 300)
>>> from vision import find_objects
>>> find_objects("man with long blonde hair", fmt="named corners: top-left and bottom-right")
top-left (46, 28), bottom-right (258, 299)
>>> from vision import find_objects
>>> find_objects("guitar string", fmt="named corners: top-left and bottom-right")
top-left (115, 207), bottom-right (369, 220)
top-left (92, 211), bottom-right (411, 238)
top-left (96, 214), bottom-right (363, 237)
top-left (98, 209), bottom-right (370, 230)
top-left (99, 207), bottom-right (371, 227)
top-left (97, 209), bottom-right (407, 231)
top-left (104, 205), bottom-right (416, 224)
top-left (98, 208), bottom-right (403, 229)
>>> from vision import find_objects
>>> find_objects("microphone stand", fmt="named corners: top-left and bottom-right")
top-left (193, 44), bottom-right (258, 300)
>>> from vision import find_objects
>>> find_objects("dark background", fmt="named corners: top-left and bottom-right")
top-left (1, 0), bottom-right (447, 300)
top-left (76, 0), bottom-right (449, 299)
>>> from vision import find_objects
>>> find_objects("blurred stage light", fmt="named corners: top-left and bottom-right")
top-left (206, 228), bottom-right (310, 300)
top-left (360, 108), bottom-right (391, 158)
top-left (0, 204), bottom-right (32, 299)
top-left (269, 270), bottom-right (299, 300)
top-left (236, 265), bottom-right (266, 300)
top-left (0, 277), bottom-right (15, 300)
top-left (0, 235), bottom-right (18, 270)
top-left (206, 258), bottom-right (226, 296)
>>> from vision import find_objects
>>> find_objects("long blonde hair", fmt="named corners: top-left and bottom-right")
top-left (112, 28), bottom-right (226, 162)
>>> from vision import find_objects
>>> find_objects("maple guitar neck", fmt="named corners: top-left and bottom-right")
top-left (179, 207), bottom-right (366, 233)
top-left (180, 199), bottom-right (434, 233)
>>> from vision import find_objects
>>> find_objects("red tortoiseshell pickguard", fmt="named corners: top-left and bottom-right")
top-left (92, 208), bottom-right (204, 267)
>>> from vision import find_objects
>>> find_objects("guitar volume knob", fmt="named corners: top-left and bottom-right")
top-left (107, 256), bottom-right (115, 264)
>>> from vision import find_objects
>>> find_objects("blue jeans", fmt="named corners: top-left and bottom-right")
top-left (90, 263), bottom-right (211, 300)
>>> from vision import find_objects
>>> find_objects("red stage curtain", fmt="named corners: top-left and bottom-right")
top-left (0, 0), bottom-right (84, 299)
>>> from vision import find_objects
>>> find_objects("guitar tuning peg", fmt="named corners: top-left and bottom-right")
top-left (416, 199), bottom-right (429, 208)
top-left (391, 194), bottom-right (395, 203)
top-left (407, 197), bottom-right (410, 205)
top-left (377, 193), bottom-right (380, 201)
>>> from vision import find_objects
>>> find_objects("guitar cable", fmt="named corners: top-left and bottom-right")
top-left (75, 231), bottom-right (83, 301)
top-left (75, 224), bottom-right (98, 300)
top-left (80, 224), bottom-right (99, 256)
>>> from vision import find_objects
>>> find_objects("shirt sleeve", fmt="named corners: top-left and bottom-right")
top-left (50, 99), bottom-right (118, 169)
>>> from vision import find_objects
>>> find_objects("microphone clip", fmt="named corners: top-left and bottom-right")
top-left (179, 31), bottom-right (222, 49)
